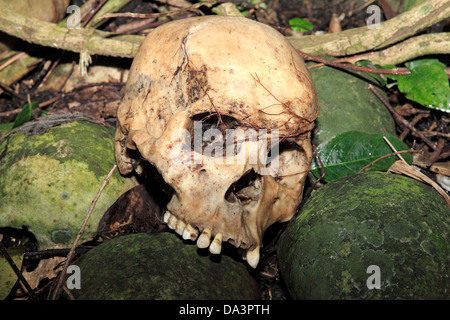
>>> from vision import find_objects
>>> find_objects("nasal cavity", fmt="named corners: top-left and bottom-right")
top-left (225, 169), bottom-right (262, 205)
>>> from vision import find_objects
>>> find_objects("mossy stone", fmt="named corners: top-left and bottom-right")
top-left (70, 233), bottom-right (260, 300)
top-left (310, 66), bottom-right (396, 147)
top-left (278, 172), bottom-right (449, 299)
top-left (0, 115), bottom-right (137, 249)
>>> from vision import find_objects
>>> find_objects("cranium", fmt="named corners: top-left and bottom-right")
top-left (115, 16), bottom-right (318, 268)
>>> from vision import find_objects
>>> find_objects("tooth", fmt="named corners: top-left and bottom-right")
top-left (175, 219), bottom-right (186, 235)
top-left (209, 233), bottom-right (223, 254)
top-left (246, 246), bottom-right (260, 269)
top-left (197, 228), bottom-right (211, 248)
top-left (163, 210), bottom-right (172, 223)
top-left (167, 214), bottom-right (178, 230)
top-left (182, 224), bottom-right (199, 241)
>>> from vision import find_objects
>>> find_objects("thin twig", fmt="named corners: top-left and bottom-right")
top-left (0, 52), bottom-right (27, 72)
top-left (0, 49), bottom-right (13, 62)
top-left (59, 61), bottom-right (76, 92)
top-left (38, 56), bottom-right (61, 89)
top-left (62, 285), bottom-right (75, 300)
top-left (353, 0), bottom-right (377, 12)
top-left (399, 113), bottom-right (428, 140)
top-left (429, 138), bottom-right (445, 164)
top-left (0, 81), bottom-right (25, 100)
top-left (358, 149), bottom-right (415, 173)
top-left (439, 150), bottom-right (450, 160)
top-left (0, 241), bottom-right (38, 300)
top-left (50, 164), bottom-right (117, 300)
top-left (251, 73), bottom-right (316, 126)
top-left (82, 0), bottom-right (108, 28)
top-left (24, 246), bottom-right (93, 259)
top-left (383, 135), bottom-right (407, 164)
top-left (299, 51), bottom-right (411, 75)
top-left (307, 56), bottom-right (355, 69)
top-left (368, 85), bottom-right (437, 150)
top-left (0, 107), bottom-right (22, 118)
top-left (98, 1), bottom-right (213, 21)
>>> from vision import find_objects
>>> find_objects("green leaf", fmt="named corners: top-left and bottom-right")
top-left (0, 122), bottom-right (14, 131)
top-left (251, 0), bottom-right (267, 8)
top-left (405, 59), bottom-right (443, 69)
top-left (289, 18), bottom-right (313, 32)
top-left (12, 102), bottom-right (40, 129)
top-left (397, 59), bottom-right (449, 112)
top-left (240, 10), bottom-right (249, 17)
top-left (355, 60), bottom-right (401, 85)
top-left (311, 131), bottom-right (412, 182)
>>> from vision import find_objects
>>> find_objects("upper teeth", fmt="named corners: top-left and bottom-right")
top-left (197, 228), bottom-right (211, 248)
top-left (182, 224), bottom-right (199, 241)
top-left (163, 210), bottom-right (260, 268)
top-left (209, 233), bottom-right (223, 254)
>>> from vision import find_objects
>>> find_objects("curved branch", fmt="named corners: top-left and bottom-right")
top-left (0, 7), bottom-right (143, 58)
top-left (288, 0), bottom-right (450, 57)
top-left (344, 33), bottom-right (450, 65)
top-left (0, 0), bottom-right (448, 64)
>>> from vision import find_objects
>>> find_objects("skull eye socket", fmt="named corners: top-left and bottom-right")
top-left (189, 113), bottom-right (241, 157)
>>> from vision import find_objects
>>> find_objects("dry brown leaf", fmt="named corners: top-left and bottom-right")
top-left (388, 160), bottom-right (450, 205)
top-left (21, 256), bottom-right (65, 290)
top-left (328, 13), bottom-right (342, 33)
top-left (430, 162), bottom-right (450, 176)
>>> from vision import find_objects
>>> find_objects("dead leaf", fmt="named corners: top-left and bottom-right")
top-left (21, 256), bottom-right (65, 290)
top-left (97, 184), bottom-right (167, 239)
top-left (430, 162), bottom-right (450, 176)
top-left (388, 160), bottom-right (450, 205)
top-left (328, 13), bottom-right (342, 33)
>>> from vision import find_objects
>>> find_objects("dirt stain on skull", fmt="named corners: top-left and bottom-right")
top-left (134, 74), bottom-right (152, 94)
top-left (186, 64), bottom-right (208, 104)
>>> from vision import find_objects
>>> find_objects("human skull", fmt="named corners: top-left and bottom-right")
top-left (115, 16), bottom-right (318, 268)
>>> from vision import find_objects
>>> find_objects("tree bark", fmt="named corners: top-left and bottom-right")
top-left (287, 0), bottom-right (450, 57)
top-left (0, 7), bottom-right (142, 58)
top-left (344, 33), bottom-right (450, 65)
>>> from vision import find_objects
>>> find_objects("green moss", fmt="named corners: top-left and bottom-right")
top-left (0, 120), bottom-right (137, 249)
top-left (385, 218), bottom-right (419, 242)
top-left (310, 66), bottom-right (396, 147)
top-left (70, 233), bottom-right (259, 300)
top-left (336, 270), bottom-right (353, 294)
top-left (356, 220), bottom-right (384, 248)
top-left (1, 121), bottom-right (118, 177)
top-left (51, 229), bottom-right (73, 243)
top-left (418, 4), bottom-right (432, 14)
top-left (338, 241), bottom-right (352, 258)
top-left (278, 172), bottom-right (450, 299)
